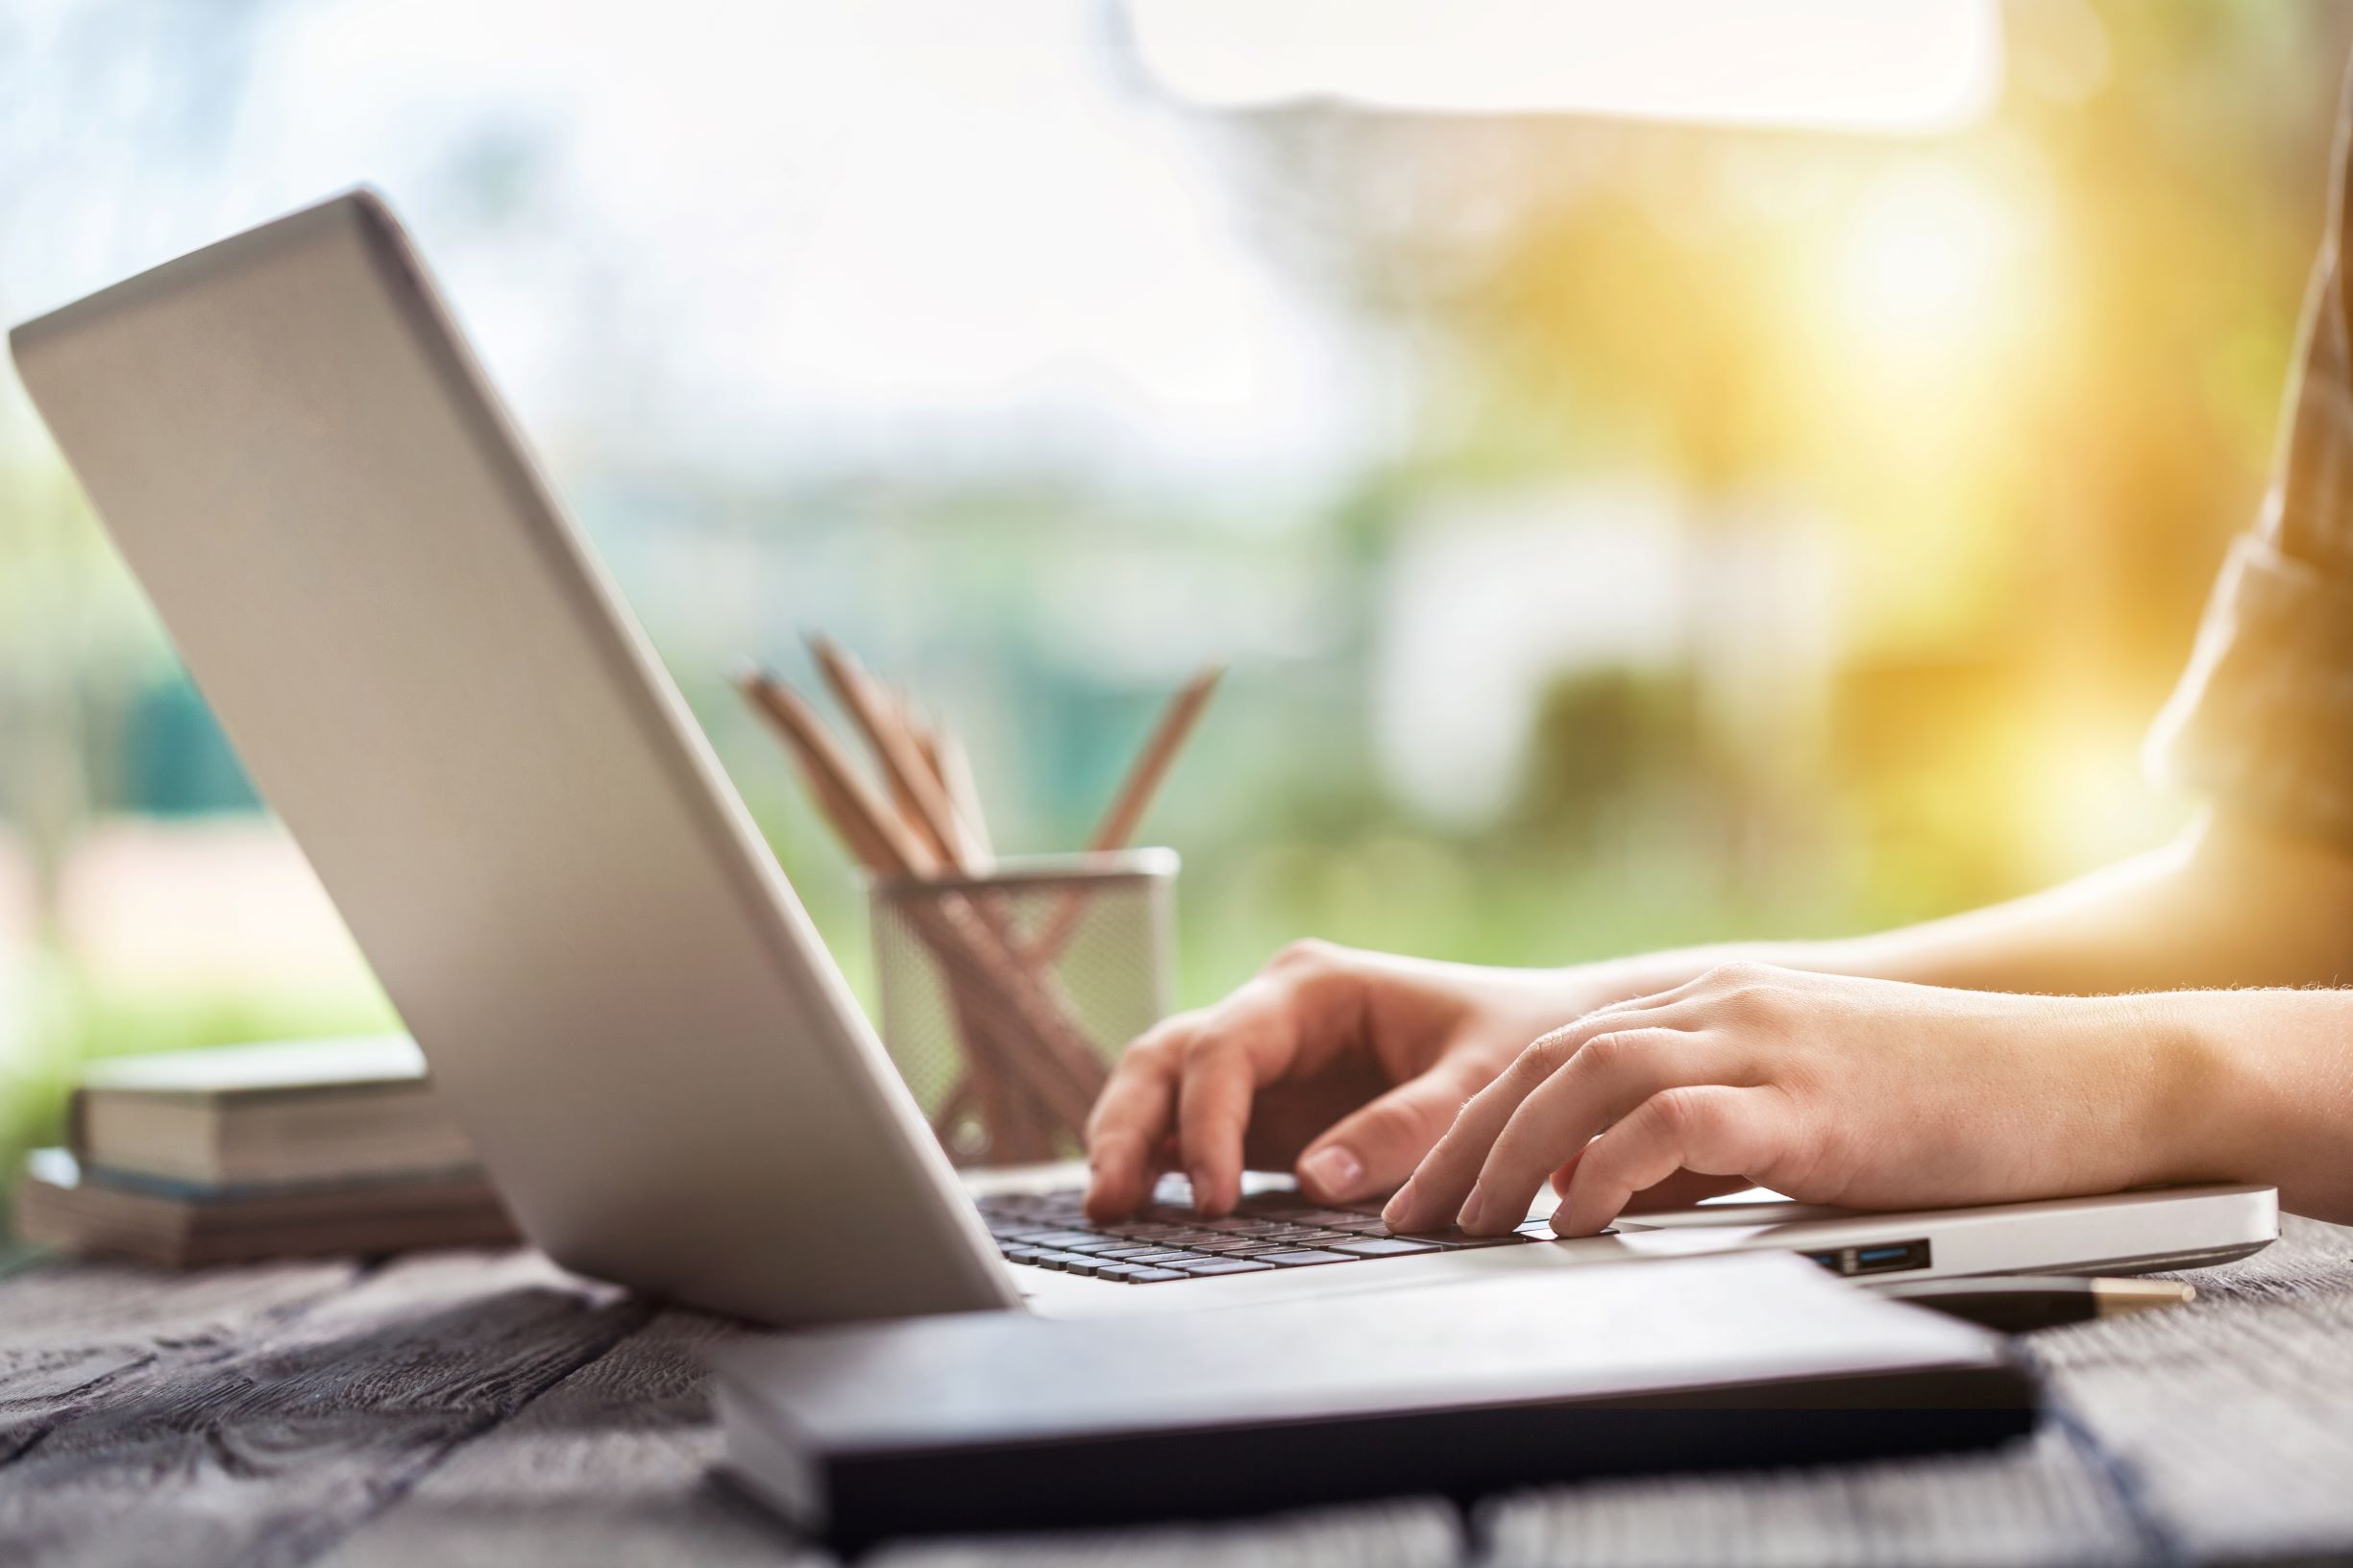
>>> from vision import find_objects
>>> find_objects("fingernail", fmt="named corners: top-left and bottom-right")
top-left (1299, 1144), bottom-right (1365, 1201)
top-left (1457, 1181), bottom-right (1485, 1232)
top-left (1382, 1176), bottom-right (1418, 1229)
top-left (1188, 1167), bottom-right (1213, 1212)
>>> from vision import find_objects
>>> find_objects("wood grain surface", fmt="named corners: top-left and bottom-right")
top-left (2, 1219), bottom-right (2348, 1566)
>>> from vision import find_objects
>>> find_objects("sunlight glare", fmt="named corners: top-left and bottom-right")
top-left (1832, 163), bottom-right (2026, 369)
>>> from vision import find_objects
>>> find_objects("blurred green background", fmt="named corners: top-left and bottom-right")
top-left (4, 1), bottom-right (2349, 1229)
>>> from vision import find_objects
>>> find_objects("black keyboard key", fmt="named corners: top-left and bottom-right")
top-left (1122, 1267), bottom-right (1186, 1283)
top-left (980, 1188), bottom-right (1580, 1285)
top-left (1329, 1237), bottom-right (1442, 1258)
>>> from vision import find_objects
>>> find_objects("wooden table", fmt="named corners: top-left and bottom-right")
top-left (4, 1217), bottom-right (2352, 1567)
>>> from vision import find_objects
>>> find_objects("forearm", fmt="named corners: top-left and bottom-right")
top-left (2149, 987), bottom-right (2353, 1222)
top-left (1582, 813), bottom-right (2353, 1000)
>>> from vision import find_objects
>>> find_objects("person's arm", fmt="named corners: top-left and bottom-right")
top-left (1083, 813), bottom-right (2353, 1221)
top-left (1144, 824), bottom-right (2353, 1239)
top-left (1360, 814), bottom-right (2353, 1236)
top-left (1377, 965), bottom-right (2353, 1237)
top-left (1583, 810), bottom-right (2353, 1000)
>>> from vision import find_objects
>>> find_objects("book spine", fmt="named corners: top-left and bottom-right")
top-left (65, 1086), bottom-right (91, 1161)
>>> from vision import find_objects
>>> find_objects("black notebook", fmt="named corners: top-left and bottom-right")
top-left (710, 1252), bottom-right (2037, 1549)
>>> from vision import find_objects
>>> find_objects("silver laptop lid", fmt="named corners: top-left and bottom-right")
top-left (11, 190), bottom-right (1017, 1326)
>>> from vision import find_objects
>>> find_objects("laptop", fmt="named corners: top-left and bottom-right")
top-left (9, 191), bottom-right (2277, 1327)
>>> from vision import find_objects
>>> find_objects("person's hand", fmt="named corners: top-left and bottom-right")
top-left (1381, 964), bottom-right (2204, 1237)
top-left (1083, 941), bottom-right (1618, 1220)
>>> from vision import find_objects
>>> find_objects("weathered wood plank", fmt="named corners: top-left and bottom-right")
top-left (5, 1217), bottom-right (2350, 1568)
top-left (0, 1248), bottom-right (650, 1568)
top-left (319, 1306), bottom-right (823, 1568)
top-left (1476, 1425), bottom-right (2146, 1567)
top-left (2035, 1217), bottom-right (2353, 1566)
top-left (0, 1256), bottom-right (364, 1467)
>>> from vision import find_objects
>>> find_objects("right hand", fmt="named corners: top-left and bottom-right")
top-left (1082, 940), bottom-right (1612, 1220)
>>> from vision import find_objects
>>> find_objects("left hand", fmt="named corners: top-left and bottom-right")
top-left (1380, 963), bottom-right (2200, 1237)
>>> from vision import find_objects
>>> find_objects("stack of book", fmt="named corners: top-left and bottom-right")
top-left (13, 1035), bottom-right (517, 1266)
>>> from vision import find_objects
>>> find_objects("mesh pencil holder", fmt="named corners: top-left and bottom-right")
top-left (868, 848), bottom-right (1178, 1167)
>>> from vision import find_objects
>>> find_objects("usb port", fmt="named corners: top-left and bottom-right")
top-left (1803, 1239), bottom-right (1932, 1277)
top-left (1853, 1241), bottom-right (1929, 1274)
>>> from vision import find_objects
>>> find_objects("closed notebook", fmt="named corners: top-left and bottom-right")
top-left (69, 1035), bottom-right (477, 1188)
top-left (711, 1251), bottom-right (2038, 1549)
top-left (12, 1148), bottom-right (518, 1267)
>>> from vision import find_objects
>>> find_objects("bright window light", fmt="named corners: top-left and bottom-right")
top-left (1125, 0), bottom-right (2003, 133)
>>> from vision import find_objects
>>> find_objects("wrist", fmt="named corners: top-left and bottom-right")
top-left (2116, 991), bottom-right (2260, 1188)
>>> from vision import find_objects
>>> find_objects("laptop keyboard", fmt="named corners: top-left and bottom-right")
top-left (980, 1176), bottom-right (1556, 1285)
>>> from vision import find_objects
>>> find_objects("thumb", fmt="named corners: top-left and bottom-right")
top-left (1295, 1065), bottom-right (1476, 1205)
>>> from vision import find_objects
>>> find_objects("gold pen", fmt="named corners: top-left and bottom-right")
top-left (1870, 1274), bottom-right (2196, 1332)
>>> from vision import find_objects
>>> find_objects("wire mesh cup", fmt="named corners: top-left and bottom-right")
top-left (868, 848), bottom-right (1178, 1167)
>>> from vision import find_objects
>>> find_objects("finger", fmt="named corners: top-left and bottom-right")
top-left (1177, 1038), bottom-right (1260, 1216)
top-left (1294, 1058), bottom-right (1485, 1204)
top-left (1084, 1025), bottom-right (1189, 1219)
top-left (1129, 1134), bottom-right (1182, 1212)
top-left (1461, 1027), bottom-right (1740, 1234)
top-left (1167, 967), bottom-right (1335, 1214)
top-left (1383, 1007), bottom-right (1700, 1233)
top-left (1554, 1086), bottom-right (1777, 1236)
